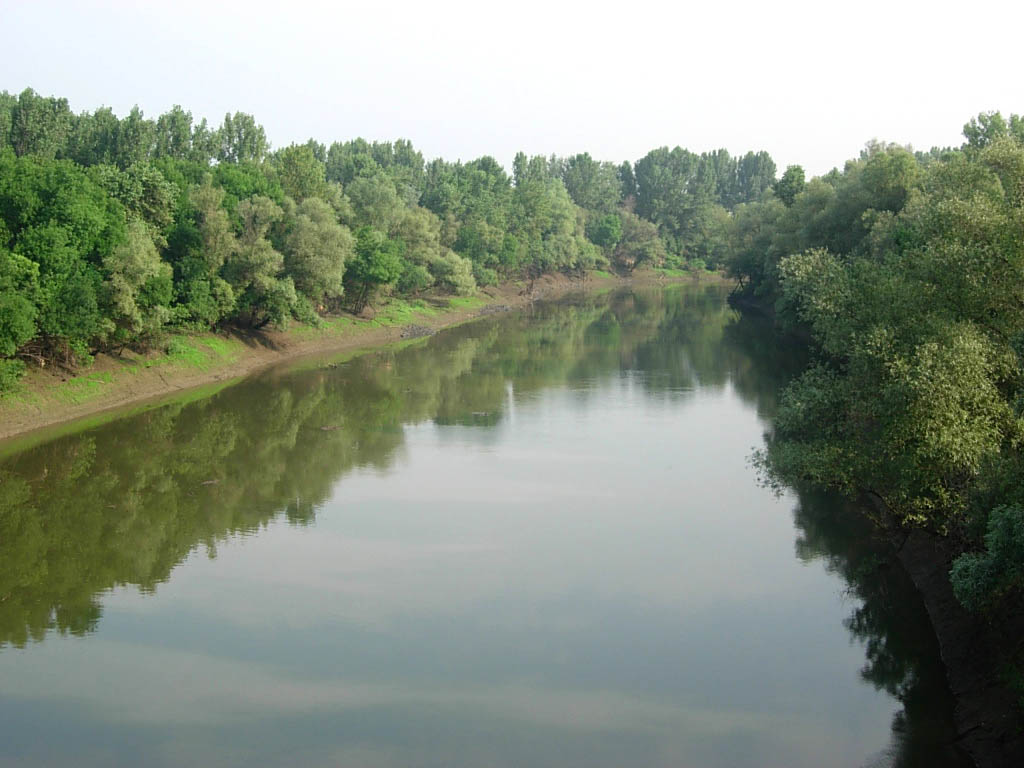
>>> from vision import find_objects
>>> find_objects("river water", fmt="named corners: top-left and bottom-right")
top-left (0, 284), bottom-right (969, 767)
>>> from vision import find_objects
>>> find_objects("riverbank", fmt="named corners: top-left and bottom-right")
top-left (890, 525), bottom-right (1024, 767)
top-left (0, 269), bottom-right (719, 445)
top-left (735, 292), bottom-right (1024, 767)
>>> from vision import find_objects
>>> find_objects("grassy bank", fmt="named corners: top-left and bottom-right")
top-left (0, 270), bottom-right (722, 444)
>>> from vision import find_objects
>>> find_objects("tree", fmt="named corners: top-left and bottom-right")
top-left (224, 196), bottom-right (294, 327)
top-left (951, 506), bottom-right (1024, 611)
top-left (559, 153), bottom-right (621, 213)
top-left (100, 218), bottom-right (172, 348)
top-left (113, 106), bottom-right (156, 169)
top-left (154, 106), bottom-right (193, 160)
top-left (618, 161), bottom-right (637, 204)
top-left (346, 172), bottom-right (402, 230)
top-left (284, 197), bottom-right (352, 305)
top-left (64, 106), bottom-right (119, 166)
top-left (773, 165), bottom-right (805, 206)
top-left (427, 250), bottom-right (475, 294)
top-left (0, 91), bottom-right (14, 152)
top-left (0, 151), bottom-right (125, 363)
top-left (91, 162), bottom-right (178, 245)
top-left (961, 111), bottom-right (1024, 153)
top-left (9, 88), bottom-right (72, 159)
top-left (344, 226), bottom-right (403, 310)
top-left (0, 248), bottom-right (38, 387)
top-left (612, 211), bottom-right (665, 272)
top-left (170, 180), bottom-right (238, 326)
top-left (587, 213), bottom-right (622, 251)
top-left (217, 112), bottom-right (268, 164)
top-left (272, 143), bottom-right (329, 202)
top-left (736, 151), bottom-right (777, 204)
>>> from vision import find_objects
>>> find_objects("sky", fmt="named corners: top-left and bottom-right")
top-left (3, 0), bottom-right (1022, 177)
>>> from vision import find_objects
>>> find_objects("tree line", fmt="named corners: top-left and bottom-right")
top-left (724, 111), bottom-right (1024, 631)
top-left (0, 87), bottom-right (777, 390)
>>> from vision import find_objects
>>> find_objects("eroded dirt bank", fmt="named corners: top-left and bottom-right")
top-left (0, 272), bottom-right (716, 444)
top-left (891, 528), bottom-right (1024, 768)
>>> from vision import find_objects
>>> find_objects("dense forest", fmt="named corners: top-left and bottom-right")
top-left (0, 87), bottom-right (775, 391)
top-left (724, 111), bottom-right (1024, 709)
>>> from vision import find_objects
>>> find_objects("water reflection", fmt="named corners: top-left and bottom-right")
top-left (0, 284), bottom-right (965, 767)
top-left (0, 286), bottom-right (737, 648)
top-left (788, 490), bottom-right (971, 767)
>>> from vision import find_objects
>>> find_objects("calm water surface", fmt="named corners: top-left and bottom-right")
top-left (0, 285), bottom-right (967, 767)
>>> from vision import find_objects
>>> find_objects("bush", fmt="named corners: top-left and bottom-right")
top-left (397, 263), bottom-right (433, 295)
top-left (429, 252), bottom-right (476, 295)
top-left (950, 505), bottom-right (1024, 611)
top-left (472, 263), bottom-right (499, 287)
top-left (0, 358), bottom-right (25, 392)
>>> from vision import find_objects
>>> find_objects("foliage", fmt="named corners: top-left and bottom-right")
top-left (722, 112), bottom-right (1024, 614)
top-left (345, 226), bottom-right (404, 310)
top-left (950, 506), bottom-right (1024, 611)
top-left (0, 86), bottom-right (781, 390)
top-left (588, 213), bottom-right (622, 251)
top-left (283, 197), bottom-right (352, 305)
top-left (773, 165), bottom-right (805, 206)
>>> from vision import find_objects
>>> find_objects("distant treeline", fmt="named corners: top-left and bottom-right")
top-left (0, 87), bottom-right (777, 389)
top-left (724, 110), bottom-right (1024, 630)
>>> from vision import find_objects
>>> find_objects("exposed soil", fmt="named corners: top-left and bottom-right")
top-left (892, 527), bottom-right (1024, 768)
top-left (0, 271), bottom-right (713, 444)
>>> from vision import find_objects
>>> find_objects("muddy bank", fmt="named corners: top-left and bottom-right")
top-left (893, 529), bottom-right (1024, 767)
top-left (864, 497), bottom-right (1024, 768)
top-left (0, 271), bottom-right (716, 444)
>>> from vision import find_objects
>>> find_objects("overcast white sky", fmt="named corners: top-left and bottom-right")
top-left (4, 0), bottom-right (1022, 177)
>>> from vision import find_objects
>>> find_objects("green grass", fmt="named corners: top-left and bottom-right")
top-left (447, 295), bottom-right (486, 310)
top-left (23, 334), bottom-right (246, 408)
top-left (1, 292), bottom-right (498, 444)
top-left (142, 335), bottom-right (243, 373)
top-left (591, 269), bottom-right (615, 279)
top-left (288, 298), bottom-right (443, 337)
top-left (53, 371), bottom-right (115, 405)
top-left (374, 298), bottom-right (442, 326)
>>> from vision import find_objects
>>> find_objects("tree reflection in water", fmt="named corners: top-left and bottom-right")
top-left (0, 283), bottom-right (970, 765)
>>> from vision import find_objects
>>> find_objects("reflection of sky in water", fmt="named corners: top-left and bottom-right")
top-left (0, 377), bottom-right (896, 768)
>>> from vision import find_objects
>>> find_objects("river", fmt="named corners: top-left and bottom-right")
top-left (0, 284), bottom-right (970, 767)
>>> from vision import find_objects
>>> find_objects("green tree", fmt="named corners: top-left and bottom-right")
top-left (64, 106), bottom-right (119, 166)
top-left (224, 196), bottom-right (295, 327)
top-left (272, 143), bottom-right (329, 202)
top-left (613, 211), bottom-right (666, 272)
top-left (773, 165), bottom-right (805, 206)
top-left (100, 218), bottom-right (172, 349)
top-left (112, 106), bottom-right (156, 169)
top-left (736, 151), bottom-right (777, 204)
top-left (344, 226), bottom-right (403, 310)
top-left (559, 153), bottom-right (622, 213)
top-left (0, 248), bottom-right (38, 387)
top-left (587, 212), bottom-right (622, 251)
top-left (154, 105), bottom-right (194, 160)
top-left (217, 112), bottom-right (268, 164)
top-left (283, 197), bottom-right (352, 306)
top-left (9, 89), bottom-right (72, 159)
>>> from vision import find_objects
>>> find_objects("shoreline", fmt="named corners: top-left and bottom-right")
top-left (0, 270), bottom-right (717, 448)
top-left (890, 525), bottom-right (1024, 767)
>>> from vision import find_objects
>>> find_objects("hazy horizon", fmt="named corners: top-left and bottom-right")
top-left (5, 0), bottom-right (1022, 177)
